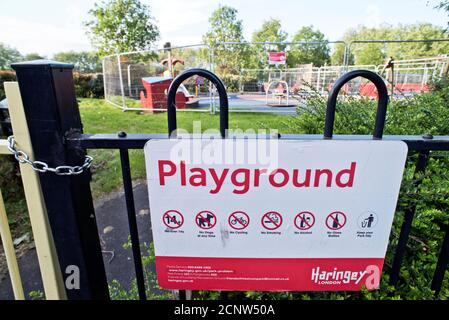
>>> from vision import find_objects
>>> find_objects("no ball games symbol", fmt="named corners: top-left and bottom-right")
top-left (228, 211), bottom-right (250, 230)
top-left (162, 210), bottom-right (184, 229)
top-left (196, 210), bottom-right (217, 230)
top-left (261, 211), bottom-right (283, 230)
top-left (325, 211), bottom-right (347, 230)
top-left (294, 211), bottom-right (315, 230)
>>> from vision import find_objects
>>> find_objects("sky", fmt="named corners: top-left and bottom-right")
top-left (0, 0), bottom-right (447, 56)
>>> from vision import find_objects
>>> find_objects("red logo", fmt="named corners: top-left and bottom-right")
top-left (162, 210), bottom-right (184, 229)
top-left (261, 211), bottom-right (283, 230)
top-left (195, 210), bottom-right (217, 230)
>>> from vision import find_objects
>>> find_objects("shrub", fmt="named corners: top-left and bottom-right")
top-left (0, 70), bottom-right (16, 100)
top-left (73, 72), bottom-right (104, 98)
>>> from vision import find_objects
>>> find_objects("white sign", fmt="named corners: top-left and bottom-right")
top-left (144, 139), bottom-right (408, 291)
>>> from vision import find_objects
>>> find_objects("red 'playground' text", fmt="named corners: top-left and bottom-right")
top-left (158, 161), bottom-right (357, 194)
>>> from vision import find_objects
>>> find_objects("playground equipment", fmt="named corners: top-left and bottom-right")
top-left (264, 80), bottom-right (293, 107)
top-left (103, 40), bottom-right (449, 113)
top-left (139, 57), bottom-right (198, 112)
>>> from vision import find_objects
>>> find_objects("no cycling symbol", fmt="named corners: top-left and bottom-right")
top-left (196, 210), bottom-right (217, 230)
top-left (261, 211), bottom-right (283, 230)
top-left (294, 211), bottom-right (315, 230)
top-left (228, 211), bottom-right (250, 230)
top-left (162, 210), bottom-right (184, 229)
top-left (325, 211), bottom-right (347, 230)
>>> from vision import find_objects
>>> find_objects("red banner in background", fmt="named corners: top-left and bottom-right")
top-left (268, 52), bottom-right (286, 65)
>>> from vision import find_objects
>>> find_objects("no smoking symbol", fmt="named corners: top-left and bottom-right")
top-left (294, 211), bottom-right (315, 230)
top-left (325, 211), bottom-right (347, 230)
top-left (261, 211), bottom-right (283, 230)
top-left (228, 211), bottom-right (250, 230)
top-left (196, 210), bottom-right (217, 230)
top-left (162, 210), bottom-right (184, 229)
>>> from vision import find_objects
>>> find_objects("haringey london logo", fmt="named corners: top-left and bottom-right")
top-left (311, 265), bottom-right (380, 289)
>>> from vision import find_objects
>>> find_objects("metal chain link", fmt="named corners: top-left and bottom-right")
top-left (6, 136), bottom-right (93, 175)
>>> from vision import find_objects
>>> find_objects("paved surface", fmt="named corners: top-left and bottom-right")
top-left (196, 95), bottom-right (298, 115)
top-left (0, 181), bottom-right (153, 300)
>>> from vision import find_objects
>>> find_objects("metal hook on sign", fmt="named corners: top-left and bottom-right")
top-left (166, 68), bottom-right (229, 138)
top-left (324, 69), bottom-right (389, 140)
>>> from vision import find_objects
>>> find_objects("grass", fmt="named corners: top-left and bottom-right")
top-left (79, 98), bottom-right (296, 199)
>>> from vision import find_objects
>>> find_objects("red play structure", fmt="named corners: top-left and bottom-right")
top-left (139, 57), bottom-right (198, 112)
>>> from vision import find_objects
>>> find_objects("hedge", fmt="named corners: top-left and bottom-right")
top-left (1, 70), bottom-right (103, 100)
top-left (0, 70), bottom-right (16, 100)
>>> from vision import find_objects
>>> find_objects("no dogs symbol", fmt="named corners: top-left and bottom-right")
top-left (162, 210), bottom-right (184, 229)
top-left (196, 210), bottom-right (217, 230)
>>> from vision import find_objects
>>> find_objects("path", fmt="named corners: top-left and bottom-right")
top-left (0, 181), bottom-right (153, 300)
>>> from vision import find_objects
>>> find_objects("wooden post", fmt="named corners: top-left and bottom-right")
top-left (4, 82), bottom-right (67, 299)
top-left (11, 60), bottom-right (109, 300)
top-left (0, 188), bottom-right (25, 300)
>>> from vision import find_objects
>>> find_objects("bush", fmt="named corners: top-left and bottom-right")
top-left (73, 72), bottom-right (104, 98)
top-left (0, 70), bottom-right (16, 100)
top-left (193, 85), bottom-right (449, 300)
top-left (288, 91), bottom-right (449, 136)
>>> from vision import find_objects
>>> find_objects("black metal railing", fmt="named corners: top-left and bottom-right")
top-left (12, 61), bottom-right (449, 299)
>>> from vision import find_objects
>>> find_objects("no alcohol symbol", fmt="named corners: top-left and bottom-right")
top-left (294, 211), bottom-right (315, 230)
top-left (325, 211), bottom-right (347, 230)
top-left (162, 210), bottom-right (184, 229)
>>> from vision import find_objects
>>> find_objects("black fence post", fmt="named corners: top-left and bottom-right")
top-left (12, 60), bottom-right (109, 300)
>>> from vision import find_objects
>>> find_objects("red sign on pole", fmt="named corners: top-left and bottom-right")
top-left (268, 52), bottom-right (286, 65)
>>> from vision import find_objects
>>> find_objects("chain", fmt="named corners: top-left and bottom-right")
top-left (6, 136), bottom-right (93, 176)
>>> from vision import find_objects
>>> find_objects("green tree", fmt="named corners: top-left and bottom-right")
top-left (332, 23), bottom-right (449, 66)
top-left (0, 43), bottom-right (22, 69)
top-left (249, 18), bottom-right (288, 68)
top-left (203, 5), bottom-right (249, 74)
top-left (288, 26), bottom-right (330, 67)
top-left (24, 53), bottom-right (45, 60)
top-left (84, 0), bottom-right (160, 57)
top-left (53, 51), bottom-right (102, 72)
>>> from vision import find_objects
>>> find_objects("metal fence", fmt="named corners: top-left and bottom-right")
top-left (6, 61), bottom-right (449, 300)
top-left (103, 39), bottom-right (449, 114)
top-left (103, 44), bottom-right (214, 112)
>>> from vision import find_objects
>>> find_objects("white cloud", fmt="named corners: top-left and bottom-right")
top-left (364, 4), bottom-right (381, 27)
top-left (150, 0), bottom-right (214, 45)
top-left (0, 16), bottom-right (91, 56)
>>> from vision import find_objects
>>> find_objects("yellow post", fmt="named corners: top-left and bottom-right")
top-left (0, 188), bottom-right (25, 300)
top-left (4, 82), bottom-right (67, 300)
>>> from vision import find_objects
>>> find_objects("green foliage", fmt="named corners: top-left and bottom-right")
top-left (331, 23), bottom-right (449, 65)
top-left (288, 26), bottom-right (330, 67)
top-left (109, 241), bottom-right (173, 300)
top-left (24, 53), bottom-right (45, 61)
top-left (0, 43), bottom-right (22, 70)
top-left (203, 5), bottom-right (249, 74)
top-left (0, 155), bottom-right (29, 239)
top-left (73, 72), bottom-right (104, 98)
top-left (29, 290), bottom-right (45, 300)
top-left (53, 51), bottom-right (102, 72)
top-left (0, 70), bottom-right (16, 100)
top-left (84, 0), bottom-right (160, 57)
top-left (247, 19), bottom-right (288, 69)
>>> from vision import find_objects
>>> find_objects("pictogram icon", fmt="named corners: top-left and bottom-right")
top-left (162, 210), bottom-right (184, 229)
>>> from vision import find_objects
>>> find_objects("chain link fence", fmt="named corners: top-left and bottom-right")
top-left (103, 40), bottom-right (449, 113)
